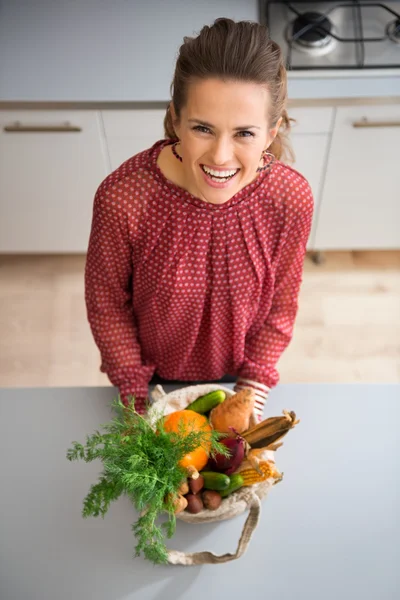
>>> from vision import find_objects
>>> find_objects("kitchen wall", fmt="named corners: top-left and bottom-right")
top-left (0, 0), bottom-right (259, 102)
top-left (1, 0), bottom-right (400, 102)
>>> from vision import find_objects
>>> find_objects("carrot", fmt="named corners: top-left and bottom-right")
top-left (209, 389), bottom-right (255, 435)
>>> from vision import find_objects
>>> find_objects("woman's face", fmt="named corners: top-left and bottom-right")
top-left (172, 78), bottom-right (281, 205)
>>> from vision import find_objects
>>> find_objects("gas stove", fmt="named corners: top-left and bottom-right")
top-left (260, 1), bottom-right (400, 69)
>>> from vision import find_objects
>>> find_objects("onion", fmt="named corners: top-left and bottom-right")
top-left (208, 432), bottom-right (245, 475)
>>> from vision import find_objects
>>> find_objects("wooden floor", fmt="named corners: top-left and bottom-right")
top-left (0, 251), bottom-right (399, 388)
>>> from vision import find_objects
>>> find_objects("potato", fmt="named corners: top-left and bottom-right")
top-left (174, 494), bottom-right (188, 514)
top-left (210, 388), bottom-right (255, 435)
top-left (178, 479), bottom-right (189, 495)
top-left (185, 493), bottom-right (204, 514)
top-left (202, 490), bottom-right (222, 511)
top-left (189, 474), bottom-right (204, 494)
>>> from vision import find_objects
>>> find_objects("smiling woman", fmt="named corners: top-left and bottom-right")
top-left (84, 18), bottom-right (314, 419)
top-left (159, 79), bottom-right (276, 205)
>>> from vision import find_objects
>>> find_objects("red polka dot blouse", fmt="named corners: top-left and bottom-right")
top-left (85, 139), bottom-right (314, 414)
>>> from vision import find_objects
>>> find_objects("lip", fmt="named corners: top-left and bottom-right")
top-left (200, 164), bottom-right (240, 189)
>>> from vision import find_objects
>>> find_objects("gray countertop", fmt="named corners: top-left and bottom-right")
top-left (1, 0), bottom-right (399, 103)
top-left (0, 383), bottom-right (399, 600)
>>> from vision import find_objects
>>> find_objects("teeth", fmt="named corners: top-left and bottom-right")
top-left (202, 165), bottom-right (238, 178)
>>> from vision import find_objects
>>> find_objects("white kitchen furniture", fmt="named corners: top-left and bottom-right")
top-left (101, 110), bottom-right (166, 171)
top-left (285, 107), bottom-right (334, 249)
top-left (0, 111), bottom-right (108, 253)
top-left (314, 104), bottom-right (400, 250)
top-left (0, 103), bottom-right (399, 253)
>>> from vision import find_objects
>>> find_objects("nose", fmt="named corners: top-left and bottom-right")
top-left (209, 136), bottom-right (233, 166)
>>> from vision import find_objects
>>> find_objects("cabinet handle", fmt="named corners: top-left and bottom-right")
top-left (3, 121), bottom-right (82, 133)
top-left (352, 118), bottom-right (400, 128)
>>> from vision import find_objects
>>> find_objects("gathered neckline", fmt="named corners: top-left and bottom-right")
top-left (148, 138), bottom-right (275, 212)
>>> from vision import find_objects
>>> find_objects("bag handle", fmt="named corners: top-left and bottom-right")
top-left (167, 493), bottom-right (261, 566)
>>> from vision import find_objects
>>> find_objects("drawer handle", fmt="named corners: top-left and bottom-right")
top-left (3, 121), bottom-right (82, 133)
top-left (352, 118), bottom-right (400, 128)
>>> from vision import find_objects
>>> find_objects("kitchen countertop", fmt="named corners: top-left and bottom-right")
top-left (0, 383), bottom-right (399, 600)
top-left (1, 0), bottom-right (399, 103)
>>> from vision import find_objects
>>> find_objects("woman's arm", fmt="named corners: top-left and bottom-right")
top-left (236, 177), bottom-right (314, 419)
top-left (85, 183), bottom-right (155, 412)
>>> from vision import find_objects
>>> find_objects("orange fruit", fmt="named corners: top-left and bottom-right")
top-left (163, 410), bottom-right (212, 472)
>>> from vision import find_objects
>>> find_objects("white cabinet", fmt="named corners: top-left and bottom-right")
top-left (286, 107), bottom-right (334, 249)
top-left (0, 111), bottom-right (108, 252)
top-left (2, 104), bottom-right (398, 253)
top-left (314, 105), bottom-right (400, 250)
top-left (102, 109), bottom-right (166, 170)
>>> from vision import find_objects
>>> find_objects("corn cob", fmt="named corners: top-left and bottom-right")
top-left (246, 447), bottom-right (275, 474)
top-left (240, 461), bottom-right (277, 486)
top-left (242, 410), bottom-right (299, 449)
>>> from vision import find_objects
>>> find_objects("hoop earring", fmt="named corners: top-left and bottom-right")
top-left (257, 150), bottom-right (275, 173)
top-left (171, 141), bottom-right (182, 163)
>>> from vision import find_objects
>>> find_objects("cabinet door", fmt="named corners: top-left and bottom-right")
top-left (286, 107), bottom-right (334, 250)
top-left (314, 105), bottom-right (400, 250)
top-left (102, 110), bottom-right (166, 170)
top-left (290, 134), bottom-right (331, 250)
top-left (0, 111), bottom-right (108, 252)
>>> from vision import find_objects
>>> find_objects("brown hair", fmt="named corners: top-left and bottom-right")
top-left (164, 18), bottom-right (293, 162)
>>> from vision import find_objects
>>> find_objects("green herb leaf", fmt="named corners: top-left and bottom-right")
top-left (66, 396), bottom-right (228, 564)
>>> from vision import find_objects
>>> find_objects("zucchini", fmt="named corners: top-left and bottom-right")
top-left (186, 390), bottom-right (226, 414)
top-left (220, 474), bottom-right (244, 498)
top-left (200, 471), bottom-right (230, 491)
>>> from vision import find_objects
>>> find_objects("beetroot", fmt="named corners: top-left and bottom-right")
top-left (208, 433), bottom-right (245, 475)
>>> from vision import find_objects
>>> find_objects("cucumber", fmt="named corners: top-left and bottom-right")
top-left (200, 471), bottom-right (230, 491)
top-left (220, 474), bottom-right (244, 498)
top-left (186, 390), bottom-right (226, 414)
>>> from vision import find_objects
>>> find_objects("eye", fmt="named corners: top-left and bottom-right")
top-left (236, 130), bottom-right (255, 138)
top-left (193, 125), bottom-right (212, 134)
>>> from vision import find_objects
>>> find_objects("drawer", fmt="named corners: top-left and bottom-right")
top-left (101, 109), bottom-right (166, 138)
top-left (287, 107), bottom-right (334, 134)
top-left (0, 110), bottom-right (107, 252)
top-left (0, 110), bottom-right (102, 135)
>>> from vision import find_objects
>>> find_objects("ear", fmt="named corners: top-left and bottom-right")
top-left (169, 102), bottom-right (181, 138)
top-left (267, 116), bottom-right (283, 147)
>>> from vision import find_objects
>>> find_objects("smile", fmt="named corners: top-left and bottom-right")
top-left (201, 164), bottom-right (240, 183)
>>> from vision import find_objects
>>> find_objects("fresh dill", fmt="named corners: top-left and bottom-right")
top-left (67, 397), bottom-right (229, 564)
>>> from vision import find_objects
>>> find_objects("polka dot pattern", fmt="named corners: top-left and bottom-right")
top-left (85, 139), bottom-right (314, 412)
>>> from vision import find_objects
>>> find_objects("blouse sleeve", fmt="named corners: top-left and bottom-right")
top-left (237, 175), bottom-right (314, 400)
top-left (84, 183), bottom-right (155, 412)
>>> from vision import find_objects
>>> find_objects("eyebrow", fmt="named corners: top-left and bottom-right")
top-left (188, 119), bottom-right (261, 131)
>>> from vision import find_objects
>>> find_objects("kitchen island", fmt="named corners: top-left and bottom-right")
top-left (0, 384), bottom-right (399, 600)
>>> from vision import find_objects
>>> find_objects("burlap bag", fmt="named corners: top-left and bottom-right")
top-left (147, 383), bottom-right (278, 566)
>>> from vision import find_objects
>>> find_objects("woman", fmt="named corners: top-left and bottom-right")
top-left (85, 18), bottom-right (314, 419)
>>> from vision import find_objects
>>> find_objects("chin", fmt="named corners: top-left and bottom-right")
top-left (196, 176), bottom-right (246, 205)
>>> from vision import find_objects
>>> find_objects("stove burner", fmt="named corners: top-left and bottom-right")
top-left (266, 0), bottom-right (400, 70)
top-left (286, 10), bottom-right (336, 57)
top-left (386, 18), bottom-right (400, 44)
top-left (292, 11), bottom-right (333, 48)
